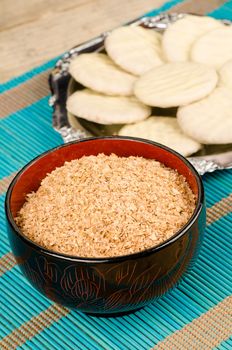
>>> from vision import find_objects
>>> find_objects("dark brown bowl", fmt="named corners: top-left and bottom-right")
top-left (5, 137), bottom-right (206, 315)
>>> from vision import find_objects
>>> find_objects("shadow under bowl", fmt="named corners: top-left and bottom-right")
top-left (5, 137), bottom-right (206, 315)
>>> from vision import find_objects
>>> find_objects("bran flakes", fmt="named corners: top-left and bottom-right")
top-left (16, 154), bottom-right (196, 257)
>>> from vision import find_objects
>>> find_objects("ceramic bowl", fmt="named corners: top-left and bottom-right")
top-left (5, 137), bottom-right (206, 315)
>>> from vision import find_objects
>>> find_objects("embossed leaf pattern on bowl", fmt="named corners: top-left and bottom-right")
top-left (37, 256), bottom-right (62, 283)
top-left (60, 265), bottom-right (106, 302)
top-left (104, 261), bottom-right (161, 310)
top-left (32, 256), bottom-right (162, 311)
top-left (23, 262), bottom-right (45, 293)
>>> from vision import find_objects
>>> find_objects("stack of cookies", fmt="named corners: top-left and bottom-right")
top-left (67, 15), bottom-right (232, 157)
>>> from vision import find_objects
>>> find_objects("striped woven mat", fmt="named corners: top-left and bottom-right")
top-left (1, 0), bottom-right (232, 349)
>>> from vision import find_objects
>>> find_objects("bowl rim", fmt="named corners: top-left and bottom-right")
top-left (5, 136), bottom-right (204, 263)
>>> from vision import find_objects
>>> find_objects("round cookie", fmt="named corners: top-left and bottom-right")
top-left (119, 117), bottom-right (201, 156)
top-left (69, 53), bottom-right (137, 96)
top-left (177, 87), bottom-right (232, 144)
top-left (219, 59), bottom-right (232, 89)
top-left (134, 62), bottom-right (218, 108)
top-left (105, 26), bottom-right (163, 75)
top-left (66, 89), bottom-right (151, 125)
top-left (162, 15), bottom-right (221, 62)
top-left (191, 26), bottom-right (232, 69)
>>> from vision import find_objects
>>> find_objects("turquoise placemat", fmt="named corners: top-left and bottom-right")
top-left (1, 1), bottom-right (232, 349)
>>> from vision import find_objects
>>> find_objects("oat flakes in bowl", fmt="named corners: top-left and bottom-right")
top-left (5, 137), bottom-right (205, 314)
top-left (15, 154), bottom-right (196, 258)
